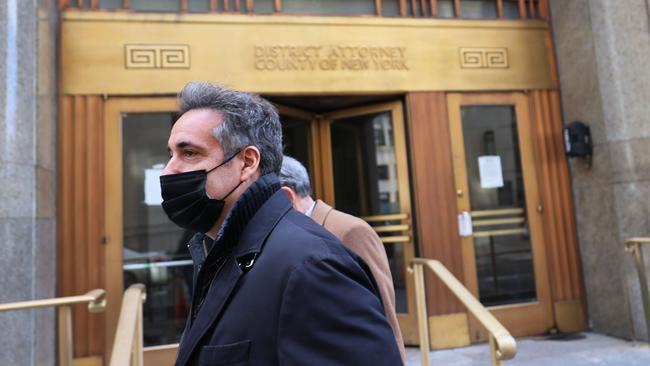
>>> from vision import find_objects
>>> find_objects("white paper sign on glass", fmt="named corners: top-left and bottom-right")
top-left (144, 167), bottom-right (164, 206)
top-left (478, 155), bottom-right (504, 189)
top-left (458, 211), bottom-right (473, 237)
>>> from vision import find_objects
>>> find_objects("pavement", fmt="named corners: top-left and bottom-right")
top-left (405, 332), bottom-right (650, 365)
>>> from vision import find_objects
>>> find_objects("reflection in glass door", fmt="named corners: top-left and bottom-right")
top-left (121, 112), bottom-right (193, 347)
top-left (329, 110), bottom-right (406, 310)
top-left (448, 93), bottom-right (553, 339)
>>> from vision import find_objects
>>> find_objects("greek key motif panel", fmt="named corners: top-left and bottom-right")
top-left (63, 13), bottom-right (554, 94)
top-left (125, 44), bottom-right (190, 69)
top-left (459, 48), bottom-right (509, 69)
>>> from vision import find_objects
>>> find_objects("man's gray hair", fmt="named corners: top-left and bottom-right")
top-left (279, 156), bottom-right (312, 198)
top-left (177, 81), bottom-right (283, 174)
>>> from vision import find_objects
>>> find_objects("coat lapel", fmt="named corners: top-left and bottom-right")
top-left (175, 190), bottom-right (293, 366)
top-left (175, 256), bottom-right (243, 366)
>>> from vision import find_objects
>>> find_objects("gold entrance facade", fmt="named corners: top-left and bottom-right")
top-left (57, 6), bottom-right (585, 364)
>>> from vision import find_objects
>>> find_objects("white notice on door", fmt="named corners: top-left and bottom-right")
top-left (144, 168), bottom-right (164, 206)
top-left (458, 211), bottom-right (473, 237)
top-left (478, 155), bottom-right (504, 189)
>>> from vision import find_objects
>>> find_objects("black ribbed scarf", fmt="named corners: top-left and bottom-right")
top-left (208, 172), bottom-right (281, 257)
top-left (192, 173), bottom-right (281, 322)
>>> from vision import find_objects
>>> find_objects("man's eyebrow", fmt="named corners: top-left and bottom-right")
top-left (176, 141), bottom-right (203, 150)
top-left (167, 141), bottom-right (205, 153)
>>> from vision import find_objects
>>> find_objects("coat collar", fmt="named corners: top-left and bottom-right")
top-left (310, 199), bottom-right (333, 226)
top-left (176, 189), bottom-right (292, 366)
top-left (232, 189), bottom-right (292, 259)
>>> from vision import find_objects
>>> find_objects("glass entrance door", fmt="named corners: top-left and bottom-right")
top-left (276, 101), bottom-right (418, 344)
top-left (447, 93), bottom-right (553, 340)
top-left (277, 105), bottom-right (324, 199)
top-left (105, 98), bottom-right (184, 364)
top-left (322, 102), bottom-right (418, 344)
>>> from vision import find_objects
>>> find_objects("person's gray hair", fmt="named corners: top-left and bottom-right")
top-left (279, 156), bottom-right (312, 198)
top-left (177, 81), bottom-right (283, 174)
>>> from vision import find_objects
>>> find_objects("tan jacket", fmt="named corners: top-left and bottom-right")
top-left (311, 200), bottom-right (406, 363)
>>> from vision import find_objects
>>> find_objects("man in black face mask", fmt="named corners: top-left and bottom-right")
top-left (161, 82), bottom-right (401, 366)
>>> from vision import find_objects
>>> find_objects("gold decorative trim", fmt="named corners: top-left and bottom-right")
top-left (428, 313), bottom-right (471, 349)
top-left (460, 47), bottom-right (509, 69)
top-left (125, 44), bottom-right (190, 69)
top-left (554, 300), bottom-right (586, 333)
top-left (62, 10), bottom-right (550, 30)
top-left (380, 235), bottom-right (410, 244)
top-left (470, 208), bottom-right (524, 218)
top-left (473, 228), bottom-right (527, 238)
top-left (362, 213), bottom-right (409, 221)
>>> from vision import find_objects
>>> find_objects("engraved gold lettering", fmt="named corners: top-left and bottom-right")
top-left (253, 44), bottom-right (408, 72)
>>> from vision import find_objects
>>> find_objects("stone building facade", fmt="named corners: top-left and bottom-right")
top-left (0, 0), bottom-right (58, 364)
top-left (0, 0), bottom-right (649, 364)
top-left (550, 0), bottom-right (650, 341)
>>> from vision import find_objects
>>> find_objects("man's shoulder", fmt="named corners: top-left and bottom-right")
top-left (264, 208), bottom-right (353, 265)
top-left (329, 208), bottom-right (369, 226)
top-left (325, 208), bottom-right (376, 236)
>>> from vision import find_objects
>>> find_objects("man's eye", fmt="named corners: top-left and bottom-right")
top-left (183, 150), bottom-right (196, 158)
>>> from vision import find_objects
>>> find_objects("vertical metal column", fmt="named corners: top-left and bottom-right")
top-left (58, 305), bottom-right (74, 366)
top-left (412, 263), bottom-right (431, 365)
top-left (626, 239), bottom-right (650, 342)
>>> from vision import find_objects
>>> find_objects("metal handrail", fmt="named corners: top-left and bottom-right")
top-left (624, 237), bottom-right (650, 342)
top-left (409, 258), bottom-right (517, 366)
top-left (0, 289), bottom-right (107, 366)
top-left (110, 284), bottom-right (147, 366)
top-left (361, 213), bottom-right (409, 222)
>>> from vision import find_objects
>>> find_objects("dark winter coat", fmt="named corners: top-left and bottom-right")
top-left (175, 174), bottom-right (402, 366)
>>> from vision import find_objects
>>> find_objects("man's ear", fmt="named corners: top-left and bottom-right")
top-left (280, 186), bottom-right (297, 205)
top-left (240, 146), bottom-right (261, 181)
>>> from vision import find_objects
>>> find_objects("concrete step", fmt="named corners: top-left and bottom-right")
top-left (405, 332), bottom-right (650, 365)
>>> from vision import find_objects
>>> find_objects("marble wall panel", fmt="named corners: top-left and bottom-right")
top-left (0, 311), bottom-right (33, 365)
top-left (0, 0), bottom-right (37, 166)
top-left (609, 138), bottom-right (650, 184)
top-left (0, 1), bottom-right (57, 364)
top-left (0, 218), bottom-right (33, 302)
top-left (37, 95), bottom-right (56, 171)
top-left (614, 181), bottom-right (650, 340)
top-left (552, 0), bottom-right (650, 340)
top-left (549, 0), bottom-right (608, 146)
top-left (36, 167), bottom-right (54, 219)
top-left (568, 142), bottom-right (613, 189)
top-left (0, 162), bottom-right (35, 219)
top-left (0, 218), bottom-right (36, 364)
top-left (589, 0), bottom-right (650, 142)
top-left (34, 218), bottom-right (56, 366)
top-left (573, 185), bottom-right (635, 338)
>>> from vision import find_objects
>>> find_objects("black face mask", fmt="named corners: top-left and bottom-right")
top-left (160, 152), bottom-right (242, 233)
